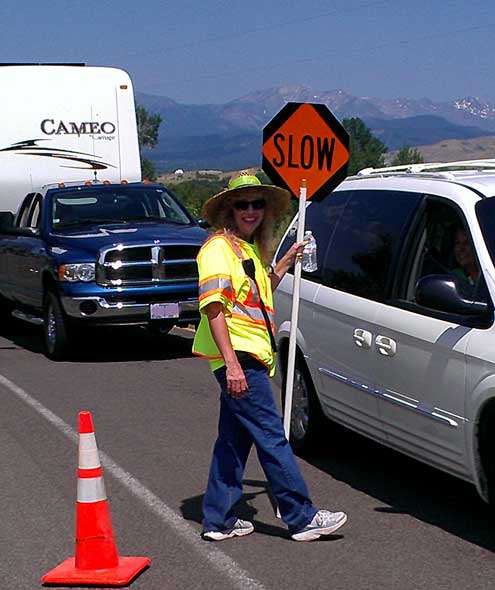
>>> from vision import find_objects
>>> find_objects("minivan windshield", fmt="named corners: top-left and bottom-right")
top-left (476, 198), bottom-right (495, 269)
top-left (51, 185), bottom-right (192, 228)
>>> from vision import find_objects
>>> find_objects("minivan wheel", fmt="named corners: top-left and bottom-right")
top-left (479, 404), bottom-right (495, 510)
top-left (282, 356), bottom-right (327, 454)
top-left (44, 291), bottom-right (71, 360)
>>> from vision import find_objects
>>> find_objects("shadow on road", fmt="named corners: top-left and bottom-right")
top-left (181, 479), bottom-right (294, 540)
top-left (0, 319), bottom-right (196, 362)
top-left (302, 423), bottom-right (495, 551)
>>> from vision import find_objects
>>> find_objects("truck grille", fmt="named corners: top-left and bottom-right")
top-left (96, 244), bottom-right (200, 287)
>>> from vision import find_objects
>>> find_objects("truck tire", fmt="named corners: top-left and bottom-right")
top-left (281, 354), bottom-right (328, 455)
top-left (44, 291), bottom-right (71, 360)
top-left (0, 295), bottom-right (12, 333)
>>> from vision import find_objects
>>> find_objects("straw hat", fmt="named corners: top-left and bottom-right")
top-left (201, 172), bottom-right (291, 227)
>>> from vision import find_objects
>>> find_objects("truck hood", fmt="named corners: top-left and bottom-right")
top-left (48, 223), bottom-right (208, 259)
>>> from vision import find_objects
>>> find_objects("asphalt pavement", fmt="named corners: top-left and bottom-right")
top-left (1, 321), bottom-right (495, 590)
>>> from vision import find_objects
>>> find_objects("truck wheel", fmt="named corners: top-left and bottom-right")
top-left (281, 355), bottom-right (328, 455)
top-left (44, 291), bottom-right (71, 360)
top-left (0, 295), bottom-right (12, 332)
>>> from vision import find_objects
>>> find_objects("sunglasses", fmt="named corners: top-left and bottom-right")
top-left (233, 199), bottom-right (266, 211)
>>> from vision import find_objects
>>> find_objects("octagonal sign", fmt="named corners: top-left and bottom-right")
top-left (262, 102), bottom-right (349, 202)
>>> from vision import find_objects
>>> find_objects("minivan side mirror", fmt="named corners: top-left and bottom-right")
top-left (0, 212), bottom-right (14, 233)
top-left (196, 218), bottom-right (211, 229)
top-left (415, 274), bottom-right (489, 316)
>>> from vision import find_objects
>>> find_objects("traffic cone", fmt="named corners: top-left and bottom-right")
top-left (42, 411), bottom-right (151, 586)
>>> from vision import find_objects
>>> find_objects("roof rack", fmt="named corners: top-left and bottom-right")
top-left (0, 63), bottom-right (85, 67)
top-left (357, 159), bottom-right (495, 177)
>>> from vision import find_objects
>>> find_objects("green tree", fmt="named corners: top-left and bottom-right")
top-left (343, 117), bottom-right (387, 175)
top-left (391, 146), bottom-right (425, 166)
top-left (135, 104), bottom-right (163, 180)
top-left (168, 178), bottom-right (225, 219)
top-left (136, 105), bottom-right (162, 148)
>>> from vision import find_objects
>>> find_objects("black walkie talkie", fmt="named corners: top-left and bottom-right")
top-left (241, 258), bottom-right (277, 352)
top-left (242, 258), bottom-right (256, 280)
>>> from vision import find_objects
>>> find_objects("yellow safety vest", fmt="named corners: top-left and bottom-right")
top-left (192, 234), bottom-right (276, 375)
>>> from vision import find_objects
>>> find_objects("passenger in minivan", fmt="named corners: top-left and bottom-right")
top-left (452, 227), bottom-right (480, 285)
top-left (448, 227), bottom-right (490, 304)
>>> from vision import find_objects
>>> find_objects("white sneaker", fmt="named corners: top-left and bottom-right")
top-left (202, 519), bottom-right (254, 541)
top-left (291, 510), bottom-right (347, 541)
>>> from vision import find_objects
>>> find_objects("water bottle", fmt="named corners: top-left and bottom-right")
top-left (302, 230), bottom-right (318, 272)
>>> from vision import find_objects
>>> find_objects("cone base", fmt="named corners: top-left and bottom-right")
top-left (42, 555), bottom-right (151, 586)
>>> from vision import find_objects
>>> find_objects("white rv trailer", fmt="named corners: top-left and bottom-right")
top-left (0, 64), bottom-right (141, 213)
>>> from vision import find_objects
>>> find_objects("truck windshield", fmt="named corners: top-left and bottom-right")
top-left (51, 185), bottom-right (192, 228)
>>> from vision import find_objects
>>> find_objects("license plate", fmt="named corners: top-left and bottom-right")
top-left (150, 302), bottom-right (180, 319)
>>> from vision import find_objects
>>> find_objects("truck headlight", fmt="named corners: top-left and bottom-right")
top-left (59, 263), bottom-right (96, 282)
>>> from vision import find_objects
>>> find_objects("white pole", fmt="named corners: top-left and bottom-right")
top-left (283, 179), bottom-right (307, 438)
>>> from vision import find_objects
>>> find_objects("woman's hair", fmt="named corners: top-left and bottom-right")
top-left (211, 197), bottom-right (279, 265)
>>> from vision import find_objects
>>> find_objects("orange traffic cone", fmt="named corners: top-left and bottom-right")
top-left (42, 411), bottom-right (151, 586)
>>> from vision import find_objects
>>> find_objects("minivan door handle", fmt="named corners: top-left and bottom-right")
top-left (375, 335), bottom-right (397, 357)
top-left (353, 328), bottom-right (372, 349)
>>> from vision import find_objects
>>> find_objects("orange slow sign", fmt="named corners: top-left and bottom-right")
top-left (262, 102), bottom-right (349, 201)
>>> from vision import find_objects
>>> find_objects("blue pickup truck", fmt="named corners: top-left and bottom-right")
top-left (0, 181), bottom-right (208, 359)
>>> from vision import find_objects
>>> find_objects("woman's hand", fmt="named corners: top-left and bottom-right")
top-left (284, 241), bottom-right (306, 266)
top-left (225, 359), bottom-right (248, 399)
top-left (270, 241), bottom-right (306, 291)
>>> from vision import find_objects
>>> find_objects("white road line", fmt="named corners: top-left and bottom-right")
top-left (0, 372), bottom-right (268, 590)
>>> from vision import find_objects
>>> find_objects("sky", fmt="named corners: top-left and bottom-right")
top-left (1, 0), bottom-right (494, 105)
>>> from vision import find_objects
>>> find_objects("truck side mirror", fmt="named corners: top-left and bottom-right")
top-left (0, 212), bottom-right (14, 232)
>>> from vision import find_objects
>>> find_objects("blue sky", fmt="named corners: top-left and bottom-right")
top-left (1, 0), bottom-right (494, 105)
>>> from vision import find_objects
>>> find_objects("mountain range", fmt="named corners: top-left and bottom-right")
top-left (136, 86), bottom-right (495, 171)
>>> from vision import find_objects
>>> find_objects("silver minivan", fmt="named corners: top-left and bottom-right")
top-left (274, 160), bottom-right (495, 506)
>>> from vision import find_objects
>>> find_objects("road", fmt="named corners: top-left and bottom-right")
top-left (1, 321), bottom-right (495, 590)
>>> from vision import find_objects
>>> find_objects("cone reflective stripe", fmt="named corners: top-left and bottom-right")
top-left (77, 430), bottom-right (106, 503)
top-left (42, 411), bottom-right (151, 586)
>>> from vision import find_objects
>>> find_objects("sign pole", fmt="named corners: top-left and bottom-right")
top-left (262, 101), bottom-right (349, 519)
top-left (283, 179), bottom-right (307, 439)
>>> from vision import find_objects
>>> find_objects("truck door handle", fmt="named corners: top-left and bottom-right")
top-left (375, 335), bottom-right (397, 357)
top-left (353, 328), bottom-right (372, 349)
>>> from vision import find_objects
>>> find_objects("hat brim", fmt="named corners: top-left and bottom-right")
top-left (202, 184), bottom-right (292, 227)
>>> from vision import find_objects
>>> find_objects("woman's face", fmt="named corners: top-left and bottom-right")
top-left (231, 192), bottom-right (266, 240)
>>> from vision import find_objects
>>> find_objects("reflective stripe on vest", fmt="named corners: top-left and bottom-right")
top-left (198, 275), bottom-right (234, 302)
top-left (228, 239), bottom-right (265, 309)
top-left (232, 301), bottom-right (274, 326)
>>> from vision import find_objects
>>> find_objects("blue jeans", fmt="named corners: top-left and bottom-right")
top-left (202, 361), bottom-right (317, 533)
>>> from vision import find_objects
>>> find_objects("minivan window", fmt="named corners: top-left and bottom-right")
top-left (276, 190), bottom-right (351, 283)
top-left (323, 190), bottom-right (421, 302)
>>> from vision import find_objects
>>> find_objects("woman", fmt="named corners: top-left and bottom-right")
top-left (193, 172), bottom-right (347, 542)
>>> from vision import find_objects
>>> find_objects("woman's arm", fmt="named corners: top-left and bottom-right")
top-left (270, 241), bottom-right (306, 291)
top-left (203, 301), bottom-right (248, 399)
